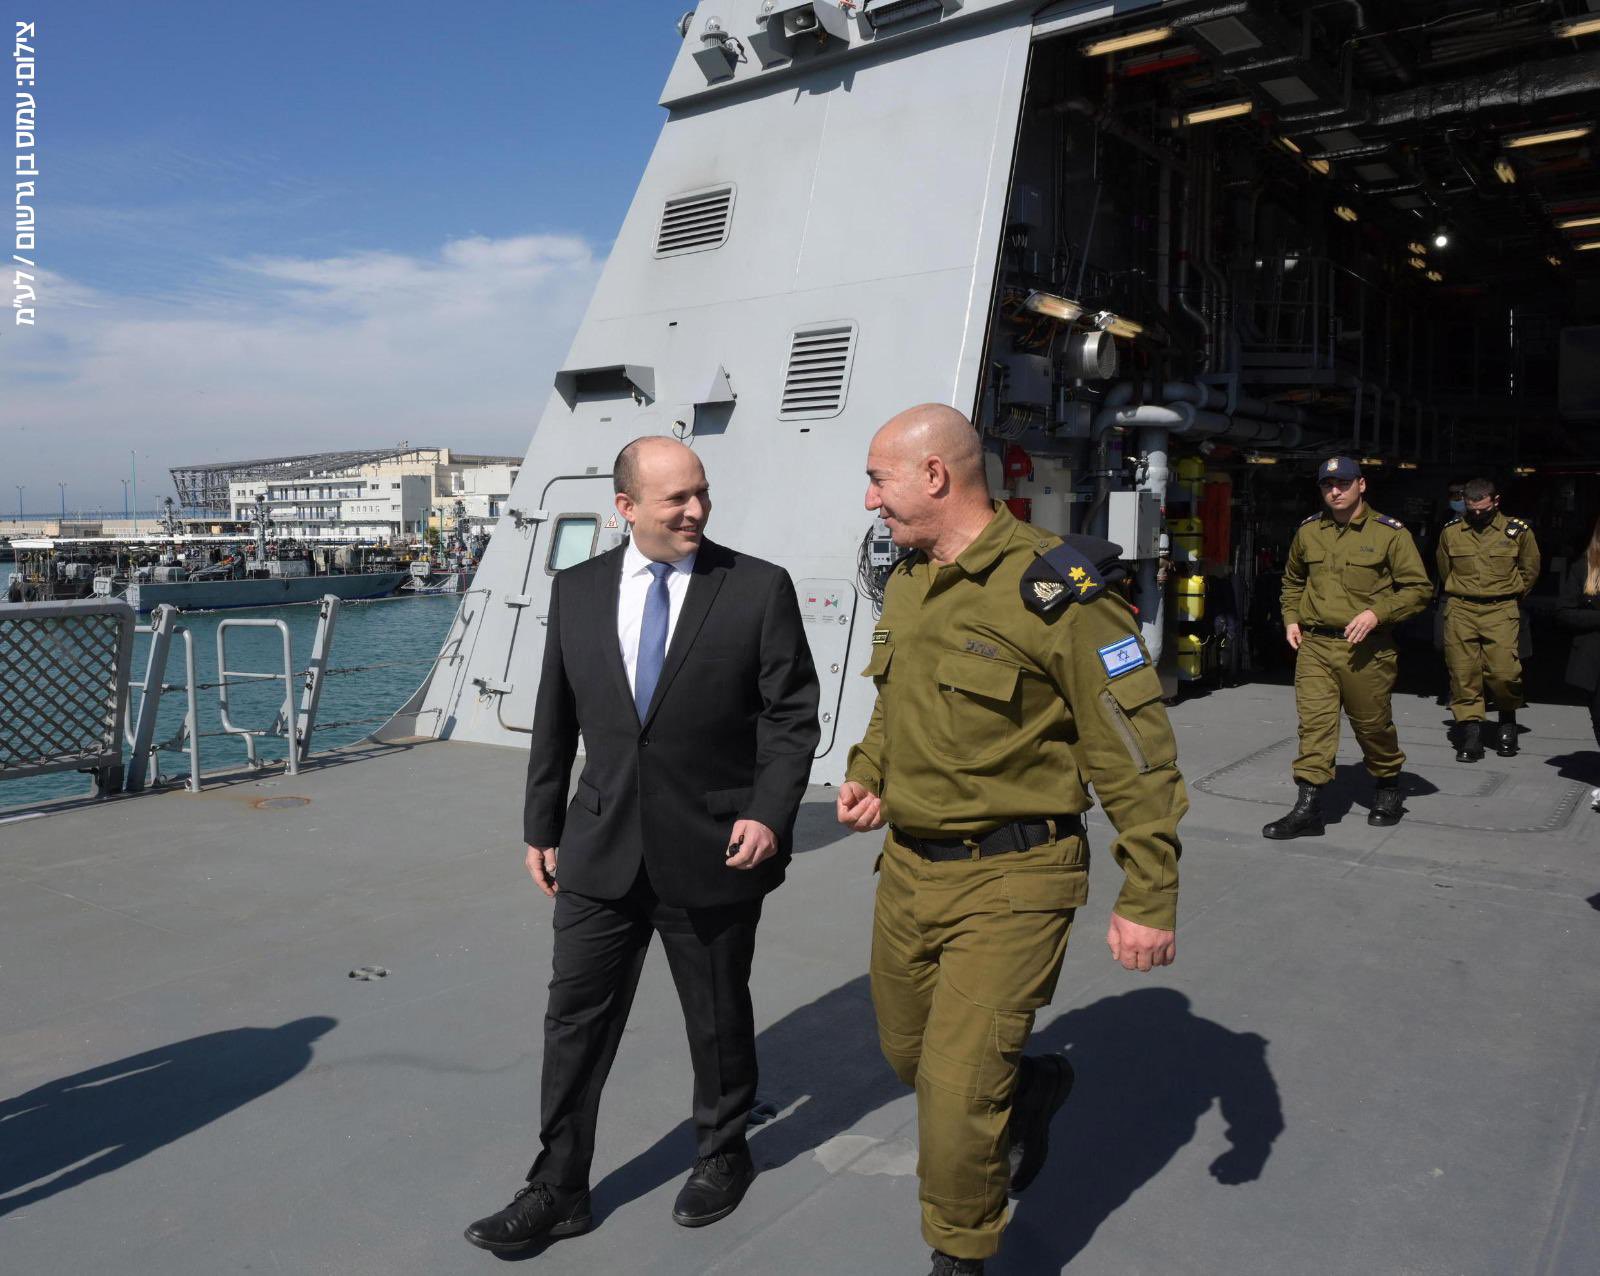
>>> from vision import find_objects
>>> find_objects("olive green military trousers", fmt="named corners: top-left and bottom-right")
top-left (1291, 631), bottom-right (1403, 786)
top-left (870, 828), bottom-right (1082, 1260)
top-left (1442, 598), bottom-right (1525, 721)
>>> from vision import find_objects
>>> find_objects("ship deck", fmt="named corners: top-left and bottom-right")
top-left (2, 684), bottom-right (1598, 1275)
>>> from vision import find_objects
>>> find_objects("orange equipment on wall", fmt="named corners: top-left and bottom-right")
top-left (1201, 472), bottom-right (1233, 564)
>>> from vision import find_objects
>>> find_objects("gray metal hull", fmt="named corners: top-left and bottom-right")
top-left (122, 571), bottom-right (407, 612)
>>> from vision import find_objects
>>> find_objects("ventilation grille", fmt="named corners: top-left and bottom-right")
top-left (655, 186), bottom-right (734, 258)
top-left (779, 323), bottom-right (857, 420)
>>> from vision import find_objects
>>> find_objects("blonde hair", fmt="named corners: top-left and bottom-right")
top-left (1587, 517), bottom-right (1600, 597)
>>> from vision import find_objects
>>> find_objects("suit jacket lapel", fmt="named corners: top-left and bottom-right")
top-left (596, 546), bottom-right (634, 718)
top-left (641, 541), bottom-right (725, 729)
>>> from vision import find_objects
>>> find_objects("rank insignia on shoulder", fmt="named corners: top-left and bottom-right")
top-left (1443, 516), bottom-right (1462, 528)
top-left (871, 629), bottom-right (890, 645)
top-left (1375, 514), bottom-right (1405, 530)
top-left (1021, 534), bottom-right (1127, 615)
top-left (1506, 521), bottom-right (1526, 537)
top-left (1299, 513), bottom-right (1321, 526)
top-left (1098, 635), bottom-right (1146, 679)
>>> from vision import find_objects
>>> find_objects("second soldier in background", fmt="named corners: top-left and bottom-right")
top-left (1436, 477), bottom-right (1540, 761)
top-left (1264, 457), bottom-right (1431, 839)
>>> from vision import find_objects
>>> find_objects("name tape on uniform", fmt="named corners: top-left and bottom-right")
top-left (1098, 635), bottom-right (1145, 679)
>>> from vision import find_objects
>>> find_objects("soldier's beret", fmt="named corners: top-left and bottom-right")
top-left (1021, 535), bottom-right (1127, 615)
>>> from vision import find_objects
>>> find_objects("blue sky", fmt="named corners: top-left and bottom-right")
top-left (3, 0), bottom-right (685, 515)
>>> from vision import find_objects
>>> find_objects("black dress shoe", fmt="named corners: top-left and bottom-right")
top-left (1008, 1054), bottom-right (1075, 1194)
top-left (929, 1250), bottom-right (985, 1275)
top-left (672, 1148), bottom-right (755, 1228)
top-left (464, 1182), bottom-right (592, 1252)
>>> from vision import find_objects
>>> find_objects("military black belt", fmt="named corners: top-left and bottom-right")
top-left (1302, 624), bottom-right (1352, 638)
top-left (893, 815), bottom-right (1082, 861)
top-left (1448, 593), bottom-right (1519, 604)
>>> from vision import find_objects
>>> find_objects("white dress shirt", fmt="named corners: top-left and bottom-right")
top-left (617, 538), bottom-right (697, 698)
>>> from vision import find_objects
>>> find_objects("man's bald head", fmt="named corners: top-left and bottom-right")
top-left (871, 404), bottom-right (987, 494)
top-left (864, 404), bottom-right (996, 560)
top-left (613, 435), bottom-right (701, 500)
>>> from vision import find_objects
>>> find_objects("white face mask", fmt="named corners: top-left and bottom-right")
top-left (1448, 499), bottom-right (1465, 514)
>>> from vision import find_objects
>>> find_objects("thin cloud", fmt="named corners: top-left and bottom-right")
top-left (2, 233), bottom-right (602, 504)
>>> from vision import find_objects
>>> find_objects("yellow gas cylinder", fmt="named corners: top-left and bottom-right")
top-left (1174, 456), bottom-right (1206, 507)
top-left (1175, 574), bottom-right (1206, 622)
top-left (1175, 632), bottom-right (1205, 682)
top-left (1169, 516), bottom-right (1203, 563)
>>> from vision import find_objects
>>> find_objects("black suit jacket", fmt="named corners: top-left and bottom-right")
top-left (522, 538), bottom-right (822, 907)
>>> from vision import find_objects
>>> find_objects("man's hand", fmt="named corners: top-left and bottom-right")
top-left (526, 844), bottom-right (558, 897)
top-left (725, 818), bottom-right (778, 870)
top-left (1343, 608), bottom-right (1379, 644)
top-left (1107, 913), bottom-right (1176, 972)
top-left (836, 781), bottom-right (885, 832)
top-left (1285, 622), bottom-right (1303, 651)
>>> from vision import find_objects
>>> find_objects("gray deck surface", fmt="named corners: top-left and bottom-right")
top-left (2, 684), bottom-right (1597, 1275)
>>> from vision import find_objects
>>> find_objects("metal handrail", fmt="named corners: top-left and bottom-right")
top-left (124, 604), bottom-right (201, 793)
top-left (217, 617), bottom-right (302, 775)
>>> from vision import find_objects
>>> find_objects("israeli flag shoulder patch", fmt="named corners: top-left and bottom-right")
top-left (1098, 635), bottom-right (1145, 679)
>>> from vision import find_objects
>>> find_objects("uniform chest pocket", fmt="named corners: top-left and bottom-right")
top-left (932, 649), bottom-right (1021, 759)
top-left (1302, 549), bottom-right (1329, 578)
top-left (1344, 559), bottom-right (1384, 599)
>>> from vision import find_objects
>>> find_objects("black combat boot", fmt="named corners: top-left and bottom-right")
top-left (1368, 777), bottom-right (1404, 826)
top-left (1262, 780), bottom-right (1325, 840)
top-left (1455, 720), bottom-right (1484, 763)
top-left (1496, 710), bottom-right (1519, 757)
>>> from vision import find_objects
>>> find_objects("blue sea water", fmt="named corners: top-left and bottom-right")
top-left (1, 593), bottom-right (462, 811)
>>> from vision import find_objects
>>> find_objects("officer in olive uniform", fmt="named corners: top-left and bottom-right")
top-left (836, 405), bottom-right (1186, 1276)
top-left (1436, 477), bottom-right (1540, 761)
top-left (1264, 456), bottom-right (1431, 839)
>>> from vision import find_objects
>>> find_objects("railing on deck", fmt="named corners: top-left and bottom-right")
top-left (0, 598), bottom-right (136, 795)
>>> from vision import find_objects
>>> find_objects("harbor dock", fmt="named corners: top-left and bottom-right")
top-left (2, 683), bottom-right (1596, 1275)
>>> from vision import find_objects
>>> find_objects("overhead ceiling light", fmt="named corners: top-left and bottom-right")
top-left (1513, 465), bottom-right (1536, 476)
top-left (1577, 240), bottom-right (1600, 251)
top-left (1547, 254), bottom-right (1563, 266)
top-left (1557, 214), bottom-right (1600, 229)
top-left (1277, 136), bottom-right (1302, 155)
top-left (1308, 157), bottom-right (1331, 175)
top-left (1182, 98), bottom-right (1254, 126)
top-left (1245, 453), bottom-right (1278, 465)
top-left (1398, 461), bottom-right (1419, 470)
top-left (1493, 157), bottom-right (1516, 184)
top-left (1092, 311), bottom-right (1144, 339)
top-left (1503, 124), bottom-right (1593, 148)
top-left (1334, 204), bottom-right (1357, 222)
top-left (1554, 16), bottom-right (1600, 39)
top-left (1407, 256), bottom-right (1426, 269)
top-left (1426, 269), bottom-right (1444, 281)
top-left (1082, 26), bottom-right (1173, 57)
top-left (1360, 456), bottom-right (1386, 467)
top-left (1407, 241), bottom-right (1426, 254)
top-left (1432, 227), bottom-right (1451, 249)
top-left (1023, 290), bottom-right (1085, 322)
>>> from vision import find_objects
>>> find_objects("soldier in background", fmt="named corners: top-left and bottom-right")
top-left (837, 404), bottom-right (1186, 1276)
top-left (1263, 457), bottom-right (1431, 839)
top-left (1436, 478), bottom-right (1540, 761)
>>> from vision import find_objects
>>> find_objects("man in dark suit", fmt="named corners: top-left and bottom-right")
top-left (465, 437), bottom-right (821, 1253)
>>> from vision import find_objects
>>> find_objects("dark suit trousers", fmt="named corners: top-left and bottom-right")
top-left (526, 865), bottom-right (763, 1189)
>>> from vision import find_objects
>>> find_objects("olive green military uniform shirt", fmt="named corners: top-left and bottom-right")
top-left (1280, 505), bottom-right (1431, 629)
top-left (844, 503), bottom-right (1186, 931)
top-left (1436, 512), bottom-right (1540, 598)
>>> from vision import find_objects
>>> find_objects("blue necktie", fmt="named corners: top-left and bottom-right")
top-left (635, 562), bottom-right (672, 720)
